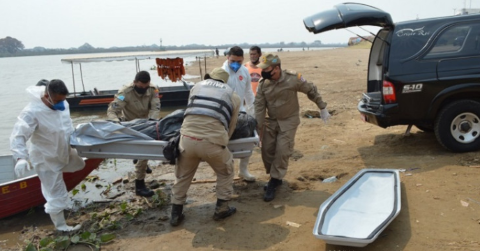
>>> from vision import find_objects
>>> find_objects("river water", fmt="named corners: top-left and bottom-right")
top-left (0, 47), bottom-right (336, 155)
top-left (0, 47), bottom-right (337, 203)
top-left (0, 47), bottom-right (338, 248)
top-left (0, 52), bottom-right (200, 155)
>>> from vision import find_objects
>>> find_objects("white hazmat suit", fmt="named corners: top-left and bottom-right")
top-left (10, 85), bottom-right (84, 231)
top-left (222, 60), bottom-right (256, 181)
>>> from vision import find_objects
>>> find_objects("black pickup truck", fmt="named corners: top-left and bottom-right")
top-left (304, 3), bottom-right (480, 152)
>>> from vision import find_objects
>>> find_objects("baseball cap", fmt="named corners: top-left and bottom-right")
top-left (204, 68), bottom-right (229, 84)
top-left (258, 53), bottom-right (281, 69)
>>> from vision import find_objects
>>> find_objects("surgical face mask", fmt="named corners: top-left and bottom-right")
top-left (134, 85), bottom-right (148, 94)
top-left (46, 92), bottom-right (66, 111)
top-left (52, 101), bottom-right (65, 111)
top-left (229, 62), bottom-right (241, 72)
top-left (261, 68), bottom-right (275, 80)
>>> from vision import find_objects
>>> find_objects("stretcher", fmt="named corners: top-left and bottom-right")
top-left (313, 168), bottom-right (401, 247)
top-left (74, 131), bottom-right (259, 161)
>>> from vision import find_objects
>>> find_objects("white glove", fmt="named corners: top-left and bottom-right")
top-left (320, 109), bottom-right (331, 124)
top-left (14, 159), bottom-right (31, 177)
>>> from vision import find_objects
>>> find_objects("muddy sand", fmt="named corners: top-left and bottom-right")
top-left (1, 48), bottom-right (479, 251)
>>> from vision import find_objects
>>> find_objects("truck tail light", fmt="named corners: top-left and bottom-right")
top-left (382, 80), bottom-right (396, 104)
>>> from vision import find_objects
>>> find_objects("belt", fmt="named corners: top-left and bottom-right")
top-left (183, 135), bottom-right (203, 141)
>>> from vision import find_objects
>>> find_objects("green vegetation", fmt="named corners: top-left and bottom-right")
top-left (22, 189), bottom-right (169, 250)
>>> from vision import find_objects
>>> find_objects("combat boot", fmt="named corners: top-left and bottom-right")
top-left (170, 204), bottom-right (185, 226)
top-left (213, 199), bottom-right (236, 221)
top-left (145, 165), bottom-right (152, 174)
top-left (135, 179), bottom-right (154, 197)
top-left (264, 178), bottom-right (282, 202)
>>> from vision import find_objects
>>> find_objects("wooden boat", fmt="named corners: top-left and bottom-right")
top-left (313, 169), bottom-right (401, 247)
top-left (66, 83), bottom-right (193, 111)
top-left (61, 50), bottom-right (214, 111)
top-left (0, 155), bottom-right (104, 219)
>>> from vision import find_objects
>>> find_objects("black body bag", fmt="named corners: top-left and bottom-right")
top-left (163, 133), bottom-right (180, 165)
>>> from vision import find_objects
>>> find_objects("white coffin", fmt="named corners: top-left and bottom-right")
top-left (313, 169), bottom-right (401, 247)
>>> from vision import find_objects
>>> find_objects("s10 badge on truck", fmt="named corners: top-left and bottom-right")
top-left (402, 84), bottom-right (423, 93)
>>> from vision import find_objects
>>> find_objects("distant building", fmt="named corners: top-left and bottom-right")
top-left (455, 8), bottom-right (480, 15)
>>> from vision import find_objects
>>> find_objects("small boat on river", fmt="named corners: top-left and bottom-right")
top-left (0, 155), bottom-right (104, 219)
top-left (61, 50), bottom-right (214, 111)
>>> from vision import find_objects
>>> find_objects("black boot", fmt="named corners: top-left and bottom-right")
top-left (170, 204), bottom-right (185, 226)
top-left (213, 199), bottom-right (236, 221)
top-left (133, 159), bottom-right (152, 174)
top-left (135, 179), bottom-right (154, 197)
top-left (264, 178), bottom-right (282, 202)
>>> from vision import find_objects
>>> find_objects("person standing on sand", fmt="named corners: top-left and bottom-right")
top-left (254, 53), bottom-right (331, 202)
top-left (244, 46), bottom-right (262, 96)
top-left (107, 71), bottom-right (160, 197)
top-left (221, 46), bottom-right (257, 182)
top-left (10, 79), bottom-right (85, 231)
top-left (170, 68), bottom-right (241, 226)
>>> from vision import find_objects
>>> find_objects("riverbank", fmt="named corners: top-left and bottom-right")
top-left (1, 48), bottom-right (479, 251)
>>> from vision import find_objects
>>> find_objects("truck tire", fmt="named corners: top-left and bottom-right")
top-left (434, 100), bottom-right (480, 152)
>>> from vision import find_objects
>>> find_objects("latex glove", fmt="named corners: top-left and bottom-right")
top-left (15, 159), bottom-right (31, 177)
top-left (320, 109), bottom-right (331, 124)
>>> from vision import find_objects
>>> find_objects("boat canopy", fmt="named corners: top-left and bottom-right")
top-left (61, 49), bottom-right (214, 64)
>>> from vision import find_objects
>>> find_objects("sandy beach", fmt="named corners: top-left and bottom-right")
top-left (1, 47), bottom-right (480, 251)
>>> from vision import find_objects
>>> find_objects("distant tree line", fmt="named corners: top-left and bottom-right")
top-left (0, 36), bottom-right (346, 58)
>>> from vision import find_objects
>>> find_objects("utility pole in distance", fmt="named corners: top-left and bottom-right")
top-left (160, 38), bottom-right (163, 51)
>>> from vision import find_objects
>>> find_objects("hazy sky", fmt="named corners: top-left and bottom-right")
top-left (0, 0), bottom-right (473, 49)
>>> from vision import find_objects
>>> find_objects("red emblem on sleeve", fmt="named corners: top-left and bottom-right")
top-left (239, 75), bottom-right (243, 81)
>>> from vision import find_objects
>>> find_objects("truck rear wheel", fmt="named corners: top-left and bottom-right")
top-left (434, 100), bottom-right (480, 152)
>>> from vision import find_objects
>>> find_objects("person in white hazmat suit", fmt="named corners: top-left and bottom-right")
top-left (221, 46), bottom-right (256, 181)
top-left (10, 79), bottom-right (85, 232)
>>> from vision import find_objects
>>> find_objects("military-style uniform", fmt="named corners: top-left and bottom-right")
top-left (254, 70), bottom-right (327, 179)
top-left (107, 83), bottom-right (161, 180)
top-left (171, 79), bottom-right (241, 205)
top-left (107, 84), bottom-right (161, 121)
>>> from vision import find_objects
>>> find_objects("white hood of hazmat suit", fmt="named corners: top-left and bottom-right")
top-left (10, 85), bottom-right (85, 213)
top-left (222, 60), bottom-right (255, 115)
